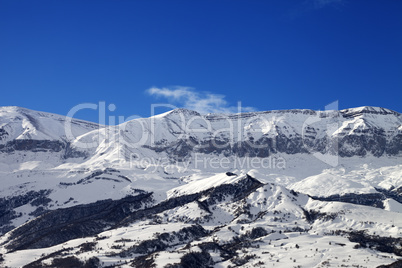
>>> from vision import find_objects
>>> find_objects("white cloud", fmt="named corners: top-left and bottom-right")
top-left (146, 86), bottom-right (256, 114)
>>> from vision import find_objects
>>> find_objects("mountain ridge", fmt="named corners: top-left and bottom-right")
top-left (1, 105), bottom-right (400, 125)
top-left (0, 105), bottom-right (401, 267)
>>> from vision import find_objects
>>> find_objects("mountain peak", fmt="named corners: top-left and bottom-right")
top-left (340, 106), bottom-right (400, 118)
top-left (165, 108), bottom-right (201, 118)
top-left (0, 105), bottom-right (29, 114)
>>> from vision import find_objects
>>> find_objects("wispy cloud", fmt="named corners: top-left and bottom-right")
top-left (146, 86), bottom-right (256, 114)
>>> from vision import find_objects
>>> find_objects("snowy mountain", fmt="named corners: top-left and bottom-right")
top-left (0, 105), bottom-right (401, 267)
top-left (68, 106), bottom-right (402, 164)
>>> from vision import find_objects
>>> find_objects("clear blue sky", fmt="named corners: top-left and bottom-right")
top-left (1, 0), bottom-right (401, 123)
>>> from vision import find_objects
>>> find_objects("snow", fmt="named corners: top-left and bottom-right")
top-left (0, 105), bottom-right (401, 267)
top-left (384, 198), bottom-right (402, 213)
top-left (167, 172), bottom-right (247, 198)
top-left (0, 106), bottom-right (100, 143)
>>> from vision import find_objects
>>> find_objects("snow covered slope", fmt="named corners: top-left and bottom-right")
top-left (0, 105), bottom-right (401, 267)
top-left (68, 106), bottom-right (402, 166)
top-left (0, 106), bottom-right (101, 169)
top-left (1, 172), bottom-right (401, 267)
top-left (0, 106), bottom-right (99, 142)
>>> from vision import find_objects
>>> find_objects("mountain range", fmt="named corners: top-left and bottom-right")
top-left (0, 105), bottom-right (401, 268)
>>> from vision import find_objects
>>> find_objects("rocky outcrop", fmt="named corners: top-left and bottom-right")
top-left (0, 190), bottom-right (52, 235)
top-left (375, 186), bottom-right (402, 203)
top-left (144, 130), bottom-right (401, 160)
top-left (4, 193), bottom-right (154, 251)
top-left (118, 225), bottom-right (209, 258)
top-left (337, 230), bottom-right (402, 257)
top-left (311, 192), bottom-right (386, 208)
top-left (0, 128), bottom-right (8, 141)
top-left (0, 139), bottom-right (65, 153)
top-left (0, 139), bottom-right (88, 159)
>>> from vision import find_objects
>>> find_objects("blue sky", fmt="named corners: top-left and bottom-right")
top-left (1, 0), bottom-right (401, 123)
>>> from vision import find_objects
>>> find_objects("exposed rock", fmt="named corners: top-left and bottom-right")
top-left (0, 190), bottom-right (52, 235)
top-left (4, 193), bottom-right (154, 251)
top-left (119, 225), bottom-right (209, 257)
top-left (311, 192), bottom-right (386, 208)
top-left (0, 139), bottom-right (65, 153)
